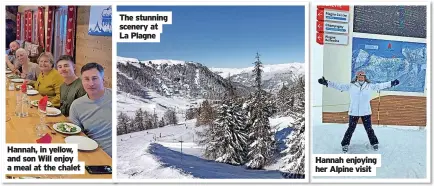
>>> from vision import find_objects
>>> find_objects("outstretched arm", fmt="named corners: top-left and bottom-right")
top-left (371, 79), bottom-right (398, 91)
top-left (327, 80), bottom-right (351, 92)
top-left (318, 76), bottom-right (351, 92)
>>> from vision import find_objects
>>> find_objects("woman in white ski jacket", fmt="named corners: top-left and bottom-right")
top-left (318, 71), bottom-right (399, 152)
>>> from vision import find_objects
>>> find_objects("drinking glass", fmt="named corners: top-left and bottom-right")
top-left (36, 106), bottom-right (47, 137)
top-left (15, 93), bottom-right (22, 117)
top-left (21, 94), bottom-right (29, 117)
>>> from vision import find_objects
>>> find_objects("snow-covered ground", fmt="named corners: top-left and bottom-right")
top-left (117, 117), bottom-right (295, 179)
top-left (117, 90), bottom-right (191, 119)
top-left (313, 124), bottom-right (426, 179)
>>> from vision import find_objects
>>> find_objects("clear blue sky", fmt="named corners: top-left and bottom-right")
top-left (117, 6), bottom-right (305, 68)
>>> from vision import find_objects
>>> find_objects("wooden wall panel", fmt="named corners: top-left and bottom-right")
top-left (323, 95), bottom-right (426, 126)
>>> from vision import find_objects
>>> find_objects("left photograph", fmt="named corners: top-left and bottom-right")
top-left (5, 5), bottom-right (112, 179)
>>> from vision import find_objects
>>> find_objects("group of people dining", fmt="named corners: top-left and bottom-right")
top-left (6, 40), bottom-right (112, 157)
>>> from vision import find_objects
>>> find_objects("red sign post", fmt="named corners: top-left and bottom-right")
top-left (317, 5), bottom-right (350, 11)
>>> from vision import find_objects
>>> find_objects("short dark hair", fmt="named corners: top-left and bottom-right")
top-left (56, 55), bottom-right (75, 64)
top-left (81, 62), bottom-right (104, 77)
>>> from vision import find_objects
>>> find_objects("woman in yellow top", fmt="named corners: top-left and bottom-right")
top-left (34, 52), bottom-right (64, 108)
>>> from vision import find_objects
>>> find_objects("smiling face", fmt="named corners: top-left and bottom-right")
top-left (81, 68), bottom-right (104, 96)
top-left (356, 71), bottom-right (366, 82)
top-left (16, 50), bottom-right (27, 64)
top-left (38, 55), bottom-right (53, 73)
top-left (57, 59), bottom-right (76, 78)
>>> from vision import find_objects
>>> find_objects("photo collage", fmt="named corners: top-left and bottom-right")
top-left (1, 1), bottom-right (431, 185)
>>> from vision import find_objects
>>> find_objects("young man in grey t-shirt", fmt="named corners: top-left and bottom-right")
top-left (69, 62), bottom-right (112, 157)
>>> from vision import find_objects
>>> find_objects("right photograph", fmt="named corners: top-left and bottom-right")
top-left (312, 5), bottom-right (429, 180)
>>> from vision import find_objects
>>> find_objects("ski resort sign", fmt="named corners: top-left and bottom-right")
top-left (316, 32), bottom-right (348, 45)
top-left (317, 9), bottom-right (349, 23)
top-left (316, 5), bottom-right (350, 46)
top-left (317, 21), bottom-right (349, 34)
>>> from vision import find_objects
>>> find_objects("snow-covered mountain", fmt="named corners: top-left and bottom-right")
top-left (117, 56), bottom-right (253, 101)
top-left (211, 63), bottom-right (305, 92)
top-left (118, 56), bottom-right (304, 100)
top-left (118, 56), bottom-right (140, 64)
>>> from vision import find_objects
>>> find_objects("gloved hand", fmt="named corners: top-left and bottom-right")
top-left (391, 79), bottom-right (400, 87)
top-left (318, 76), bottom-right (328, 87)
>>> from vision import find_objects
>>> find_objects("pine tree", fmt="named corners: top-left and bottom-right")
top-left (199, 75), bottom-right (248, 164)
top-left (212, 98), bottom-right (248, 165)
top-left (158, 118), bottom-right (166, 127)
top-left (151, 113), bottom-right (159, 129)
top-left (133, 109), bottom-right (145, 132)
top-left (185, 107), bottom-right (197, 120)
top-left (144, 111), bottom-right (153, 130)
top-left (117, 112), bottom-right (130, 135)
top-left (196, 100), bottom-right (215, 127)
top-left (281, 76), bottom-right (305, 175)
top-left (164, 109), bottom-right (178, 125)
top-left (245, 53), bottom-right (276, 169)
top-left (197, 120), bottom-right (219, 160)
top-left (277, 83), bottom-right (292, 115)
top-left (127, 116), bottom-right (135, 133)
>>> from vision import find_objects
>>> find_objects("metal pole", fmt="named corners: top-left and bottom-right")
top-left (377, 91), bottom-right (380, 126)
top-left (179, 136), bottom-right (184, 164)
top-left (154, 108), bottom-right (156, 128)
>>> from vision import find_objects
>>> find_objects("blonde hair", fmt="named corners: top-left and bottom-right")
top-left (15, 48), bottom-right (29, 57)
top-left (37, 52), bottom-right (55, 68)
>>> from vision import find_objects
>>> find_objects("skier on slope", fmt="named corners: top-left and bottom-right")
top-left (318, 71), bottom-right (400, 153)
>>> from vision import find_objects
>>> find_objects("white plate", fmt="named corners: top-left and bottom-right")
top-left (30, 100), bottom-right (52, 107)
top-left (65, 136), bottom-right (98, 151)
top-left (11, 79), bottom-right (24, 83)
top-left (6, 70), bottom-right (12, 74)
top-left (45, 107), bottom-right (61, 116)
top-left (26, 90), bottom-right (39, 95)
top-left (53, 122), bottom-right (81, 134)
top-left (16, 85), bottom-right (33, 90)
top-left (7, 74), bottom-right (20, 79)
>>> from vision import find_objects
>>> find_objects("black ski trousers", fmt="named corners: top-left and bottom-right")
top-left (341, 115), bottom-right (379, 146)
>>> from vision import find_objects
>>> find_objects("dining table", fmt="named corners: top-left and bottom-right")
top-left (5, 76), bottom-right (112, 179)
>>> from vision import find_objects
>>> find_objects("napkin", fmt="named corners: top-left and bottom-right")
top-left (38, 96), bottom-right (48, 112)
top-left (36, 133), bottom-right (52, 143)
top-left (21, 80), bottom-right (27, 93)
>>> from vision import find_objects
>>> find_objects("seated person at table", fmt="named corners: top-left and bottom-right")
top-left (5, 40), bottom-right (22, 72)
top-left (15, 48), bottom-right (39, 81)
top-left (57, 55), bottom-right (86, 117)
top-left (33, 52), bottom-right (64, 107)
top-left (69, 63), bottom-right (112, 157)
